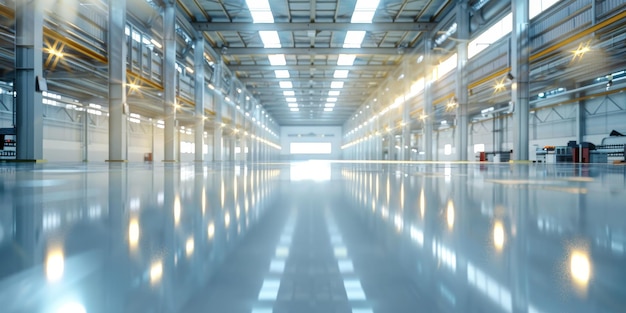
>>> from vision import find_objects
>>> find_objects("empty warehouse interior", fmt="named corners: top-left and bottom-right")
top-left (1, 0), bottom-right (626, 312)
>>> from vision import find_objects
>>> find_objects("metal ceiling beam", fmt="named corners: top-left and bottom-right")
top-left (227, 64), bottom-right (396, 71)
top-left (241, 77), bottom-right (383, 83)
top-left (194, 22), bottom-right (436, 32)
top-left (223, 47), bottom-right (407, 55)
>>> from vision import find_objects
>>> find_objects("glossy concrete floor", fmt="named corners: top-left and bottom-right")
top-left (0, 161), bottom-right (625, 313)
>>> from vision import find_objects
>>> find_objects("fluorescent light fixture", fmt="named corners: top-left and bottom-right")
top-left (324, 108), bottom-right (334, 112)
top-left (290, 108), bottom-right (300, 112)
top-left (286, 97), bottom-right (297, 102)
top-left (327, 97), bottom-right (338, 102)
top-left (260, 31), bottom-right (281, 48)
top-left (330, 81), bottom-right (344, 88)
top-left (328, 90), bottom-right (341, 96)
top-left (270, 260), bottom-right (286, 273)
top-left (288, 103), bottom-right (298, 108)
top-left (325, 103), bottom-right (335, 108)
top-left (279, 81), bottom-right (293, 88)
top-left (268, 54), bottom-right (286, 65)
top-left (283, 91), bottom-right (295, 96)
top-left (333, 70), bottom-right (349, 78)
top-left (351, 10), bottom-right (376, 23)
top-left (338, 260), bottom-right (354, 273)
top-left (344, 279), bottom-right (367, 300)
top-left (337, 54), bottom-right (356, 66)
top-left (274, 70), bottom-right (290, 78)
top-left (246, 0), bottom-right (274, 23)
top-left (343, 31), bottom-right (366, 48)
top-left (150, 39), bottom-right (162, 49)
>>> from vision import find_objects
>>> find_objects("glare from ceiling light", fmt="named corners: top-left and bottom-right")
top-left (279, 81), bottom-right (293, 88)
top-left (327, 97), bottom-right (338, 102)
top-left (283, 91), bottom-right (295, 96)
top-left (337, 54), bottom-right (356, 66)
top-left (286, 97), bottom-right (297, 102)
top-left (331, 81), bottom-right (344, 89)
top-left (334, 70), bottom-right (349, 78)
top-left (324, 108), bottom-right (334, 112)
top-left (325, 103), bottom-right (335, 108)
top-left (328, 90), bottom-right (341, 96)
top-left (288, 103), bottom-right (298, 108)
top-left (290, 108), bottom-right (300, 112)
top-left (275, 70), bottom-right (290, 78)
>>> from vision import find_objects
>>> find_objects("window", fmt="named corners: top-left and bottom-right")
top-left (530, 0), bottom-right (561, 19)
top-left (444, 144), bottom-right (452, 156)
top-left (468, 13), bottom-right (512, 59)
top-left (474, 144), bottom-right (485, 154)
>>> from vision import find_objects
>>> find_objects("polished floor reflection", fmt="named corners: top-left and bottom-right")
top-left (0, 161), bottom-right (625, 313)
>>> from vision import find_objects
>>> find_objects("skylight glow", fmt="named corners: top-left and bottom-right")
top-left (246, 0), bottom-right (274, 23)
top-left (260, 31), bottom-right (281, 48)
top-left (325, 103), bottom-right (336, 108)
top-left (283, 91), bottom-right (295, 96)
top-left (343, 31), bottom-right (366, 48)
top-left (286, 97), bottom-right (297, 102)
top-left (324, 108), bottom-right (334, 112)
top-left (290, 108), bottom-right (299, 112)
top-left (274, 70), bottom-right (290, 78)
top-left (328, 90), bottom-right (341, 96)
top-left (334, 70), bottom-right (349, 78)
top-left (331, 81), bottom-right (344, 89)
top-left (327, 97), bottom-right (338, 102)
top-left (351, 0), bottom-right (380, 23)
top-left (268, 54), bottom-right (286, 65)
top-left (279, 81), bottom-right (293, 89)
top-left (337, 54), bottom-right (356, 66)
top-left (288, 103), bottom-right (298, 108)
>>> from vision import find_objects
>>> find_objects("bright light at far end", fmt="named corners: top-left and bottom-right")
top-left (493, 221), bottom-right (505, 250)
top-left (570, 251), bottom-right (591, 285)
top-left (46, 249), bottom-right (64, 282)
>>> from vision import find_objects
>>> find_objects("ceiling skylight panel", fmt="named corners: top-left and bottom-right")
top-left (275, 70), bottom-right (290, 78)
top-left (290, 108), bottom-right (300, 112)
top-left (343, 31), bottom-right (366, 48)
top-left (327, 97), bottom-right (338, 102)
top-left (286, 97), bottom-right (297, 102)
top-left (333, 70), bottom-right (349, 78)
top-left (283, 91), bottom-right (295, 96)
top-left (351, 0), bottom-right (380, 23)
top-left (268, 54), bottom-right (286, 65)
top-left (324, 108), bottom-right (334, 112)
top-left (331, 81), bottom-right (345, 89)
top-left (337, 54), bottom-right (356, 66)
top-left (260, 31), bottom-right (281, 48)
top-left (325, 103), bottom-right (336, 108)
top-left (328, 90), bottom-right (341, 96)
top-left (288, 103), bottom-right (298, 108)
top-left (279, 81), bottom-right (293, 89)
top-left (246, 0), bottom-right (274, 23)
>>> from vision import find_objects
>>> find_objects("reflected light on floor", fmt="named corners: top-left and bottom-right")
top-left (207, 221), bottom-right (215, 240)
top-left (570, 250), bottom-right (591, 285)
top-left (150, 261), bottom-right (163, 285)
top-left (174, 195), bottom-right (181, 226)
top-left (225, 212), bottom-right (231, 228)
top-left (419, 188), bottom-right (425, 219)
top-left (55, 302), bottom-right (86, 313)
top-left (186, 237), bottom-right (195, 257)
top-left (446, 200), bottom-right (455, 230)
top-left (46, 249), bottom-right (64, 282)
top-left (289, 161), bottom-right (331, 181)
top-left (493, 221), bottom-right (505, 250)
top-left (128, 218), bottom-right (140, 249)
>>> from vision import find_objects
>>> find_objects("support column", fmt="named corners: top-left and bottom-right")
top-left (512, 0), bottom-right (530, 161)
top-left (194, 34), bottom-right (205, 162)
top-left (401, 68), bottom-right (411, 161)
top-left (424, 33), bottom-right (434, 160)
top-left (15, 0), bottom-right (44, 160)
top-left (455, 0), bottom-right (470, 161)
top-left (213, 64), bottom-right (223, 161)
top-left (107, 0), bottom-right (127, 162)
top-left (163, 2), bottom-right (177, 162)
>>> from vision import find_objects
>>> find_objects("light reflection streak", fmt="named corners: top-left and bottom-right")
top-left (45, 248), bottom-right (64, 282)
